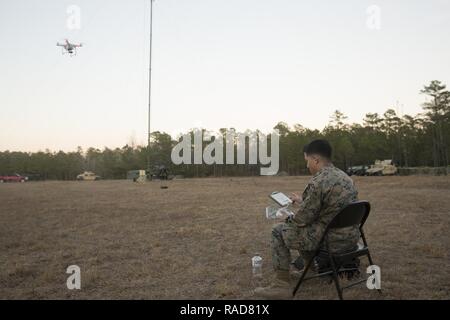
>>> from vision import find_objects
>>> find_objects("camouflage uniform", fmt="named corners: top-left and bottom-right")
top-left (271, 164), bottom-right (359, 272)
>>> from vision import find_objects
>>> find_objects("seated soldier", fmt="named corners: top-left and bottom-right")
top-left (254, 139), bottom-right (360, 299)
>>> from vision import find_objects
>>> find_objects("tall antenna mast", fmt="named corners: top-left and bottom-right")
top-left (147, 0), bottom-right (154, 175)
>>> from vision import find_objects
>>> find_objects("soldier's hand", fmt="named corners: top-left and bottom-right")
top-left (289, 193), bottom-right (301, 204)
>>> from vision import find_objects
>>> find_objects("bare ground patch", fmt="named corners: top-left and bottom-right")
top-left (0, 176), bottom-right (449, 299)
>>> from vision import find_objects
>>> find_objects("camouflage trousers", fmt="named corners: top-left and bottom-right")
top-left (271, 221), bottom-right (314, 272)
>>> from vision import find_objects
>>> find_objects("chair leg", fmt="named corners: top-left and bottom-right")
top-left (292, 255), bottom-right (315, 297)
top-left (366, 251), bottom-right (374, 266)
top-left (361, 232), bottom-right (374, 266)
top-left (328, 254), bottom-right (343, 300)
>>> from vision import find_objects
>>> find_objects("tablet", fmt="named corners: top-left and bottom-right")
top-left (269, 191), bottom-right (292, 207)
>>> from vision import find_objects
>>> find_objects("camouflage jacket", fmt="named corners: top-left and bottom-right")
top-left (292, 164), bottom-right (360, 252)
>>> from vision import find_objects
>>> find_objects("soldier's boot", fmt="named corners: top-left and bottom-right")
top-left (253, 270), bottom-right (292, 300)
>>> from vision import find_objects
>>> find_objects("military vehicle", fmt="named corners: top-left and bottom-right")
top-left (366, 160), bottom-right (398, 176)
top-left (149, 165), bottom-right (173, 181)
top-left (127, 170), bottom-right (147, 182)
top-left (346, 165), bottom-right (369, 176)
top-left (128, 166), bottom-right (173, 182)
top-left (76, 171), bottom-right (101, 181)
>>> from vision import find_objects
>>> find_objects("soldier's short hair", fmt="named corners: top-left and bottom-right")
top-left (303, 139), bottom-right (332, 159)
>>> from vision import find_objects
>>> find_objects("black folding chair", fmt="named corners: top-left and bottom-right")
top-left (292, 200), bottom-right (381, 300)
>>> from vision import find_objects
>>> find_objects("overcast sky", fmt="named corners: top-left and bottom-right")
top-left (1, 0), bottom-right (450, 152)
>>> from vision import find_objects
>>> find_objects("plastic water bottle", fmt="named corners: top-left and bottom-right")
top-left (252, 255), bottom-right (263, 278)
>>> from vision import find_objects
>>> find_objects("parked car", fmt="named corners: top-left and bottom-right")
top-left (0, 173), bottom-right (28, 183)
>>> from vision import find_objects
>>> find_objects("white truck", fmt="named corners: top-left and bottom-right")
top-left (76, 171), bottom-right (101, 181)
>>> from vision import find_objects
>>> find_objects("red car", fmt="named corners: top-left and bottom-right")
top-left (0, 174), bottom-right (28, 183)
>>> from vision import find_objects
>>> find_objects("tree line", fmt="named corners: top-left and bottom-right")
top-left (1, 80), bottom-right (448, 179)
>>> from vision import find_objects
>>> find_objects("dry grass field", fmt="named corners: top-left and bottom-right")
top-left (0, 175), bottom-right (449, 299)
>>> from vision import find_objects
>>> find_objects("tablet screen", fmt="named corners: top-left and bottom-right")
top-left (270, 191), bottom-right (292, 207)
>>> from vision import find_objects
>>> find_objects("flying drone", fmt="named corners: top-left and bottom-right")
top-left (56, 39), bottom-right (83, 56)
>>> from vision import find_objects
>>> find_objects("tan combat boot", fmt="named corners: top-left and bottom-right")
top-left (253, 270), bottom-right (292, 300)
